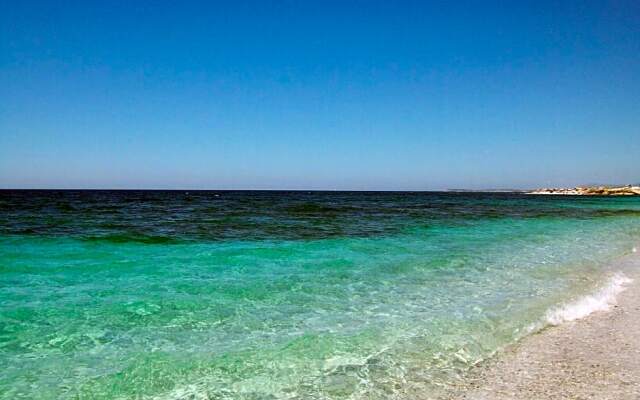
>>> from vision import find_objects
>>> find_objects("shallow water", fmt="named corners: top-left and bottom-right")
top-left (1, 191), bottom-right (639, 399)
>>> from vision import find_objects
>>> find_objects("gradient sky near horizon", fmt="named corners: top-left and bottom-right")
top-left (1, 1), bottom-right (639, 190)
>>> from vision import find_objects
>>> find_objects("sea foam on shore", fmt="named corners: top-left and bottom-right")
top-left (543, 272), bottom-right (632, 325)
top-left (522, 270), bottom-right (634, 336)
top-left (452, 251), bottom-right (640, 400)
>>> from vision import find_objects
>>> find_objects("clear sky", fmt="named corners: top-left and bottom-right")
top-left (1, 1), bottom-right (639, 190)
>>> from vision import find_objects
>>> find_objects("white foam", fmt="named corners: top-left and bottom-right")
top-left (543, 272), bottom-right (631, 326)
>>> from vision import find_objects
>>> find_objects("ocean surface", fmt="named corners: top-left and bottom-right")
top-left (1, 190), bottom-right (639, 399)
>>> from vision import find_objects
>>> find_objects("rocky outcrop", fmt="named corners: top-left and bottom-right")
top-left (528, 185), bottom-right (640, 196)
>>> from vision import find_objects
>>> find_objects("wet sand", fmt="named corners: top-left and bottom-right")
top-left (448, 252), bottom-right (640, 400)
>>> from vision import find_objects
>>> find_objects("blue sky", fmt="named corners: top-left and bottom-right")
top-left (1, 1), bottom-right (639, 189)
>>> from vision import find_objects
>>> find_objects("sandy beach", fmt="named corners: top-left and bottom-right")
top-left (448, 251), bottom-right (640, 400)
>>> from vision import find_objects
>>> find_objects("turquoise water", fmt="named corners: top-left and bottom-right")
top-left (1, 191), bottom-right (639, 399)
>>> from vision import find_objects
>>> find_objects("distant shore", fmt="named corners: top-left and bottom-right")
top-left (447, 250), bottom-right (640, 399)
top-left (528, 185), bottom-right (640, 196)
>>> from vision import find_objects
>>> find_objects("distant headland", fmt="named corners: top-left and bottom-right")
top-left (528, 185), bottom-right (640, 196)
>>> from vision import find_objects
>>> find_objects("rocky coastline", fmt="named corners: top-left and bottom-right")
top-left (528, 185), bottom-right (640, 196)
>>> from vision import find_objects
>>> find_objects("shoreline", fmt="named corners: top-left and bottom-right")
top-left (445, 250), bottom-right (640, 399)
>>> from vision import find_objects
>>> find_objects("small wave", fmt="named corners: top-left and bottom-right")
top-left (284, 202), bottom-right (342, 214)
top-left (543, 272), bottom-right (631, 326)
top-left (81, 233), bottom-right (182, 245)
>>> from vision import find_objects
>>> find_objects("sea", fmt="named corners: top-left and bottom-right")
top-left (1, 190), bottom-right (639, 399)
